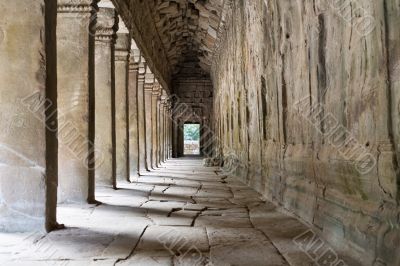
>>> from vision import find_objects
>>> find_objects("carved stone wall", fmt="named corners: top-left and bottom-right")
top-left (211, 0), bottom-right (400, 265)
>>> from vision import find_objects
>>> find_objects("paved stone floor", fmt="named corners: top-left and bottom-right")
top-left (0, 158), bottom-right (357, 266)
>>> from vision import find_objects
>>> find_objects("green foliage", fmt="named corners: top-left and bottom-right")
top-left (184, 124), bottom-right (200, 141)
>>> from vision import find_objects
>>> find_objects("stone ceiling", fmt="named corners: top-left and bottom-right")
top-left (147, 0), bottom-right (225, 76)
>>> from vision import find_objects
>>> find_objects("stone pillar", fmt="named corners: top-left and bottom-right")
top-left (114, 32), bottom-right (131, 183)
top-left (0, 0), bottom-right (57, 232)
top-left (172, 105), bottom-right (179, 158)
top-left (144, 69), bottom-right (155, 169)
top-left (165, 103), bottom-right (170, 160)
top-left (177, 120), bottom-right (185, 157)
top-left (163, 100), bottom-right (169, 162)
top-left (159, 96), bottom-right (166, 163)
top-left (137, 59), bottom-right (148, 173)
top-left (158, 97), bottom-right (164, 165)
top-left (168, 104), bottom-right (173, 158)
top-left (57, 0), bottom-right (97, 204)
top-left (128, 46), bottom-right (140, 181)
top-left (156, 95), bottom-right (162, 166)
top-left (94, 7), bottom-right (118, 188)
top-left (152, 83), bottom-right (161, 168)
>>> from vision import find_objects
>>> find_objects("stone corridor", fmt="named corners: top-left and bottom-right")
top-left (1, 0), bottom-right (400, 265)
top-left (1, 158), bottom-right (348, 266)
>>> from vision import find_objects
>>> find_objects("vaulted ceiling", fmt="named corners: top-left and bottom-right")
top-left (147, 0), bottom-right (224, 76)
top-left (113, 0), bottom-right (229, 89)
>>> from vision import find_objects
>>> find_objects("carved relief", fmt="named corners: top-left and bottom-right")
top-left (57, 0), bottom-right (94, 13)
top-left (95, 7), bottom-right (118, 42)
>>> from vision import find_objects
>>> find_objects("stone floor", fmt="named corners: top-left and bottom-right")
top-left (0, 158), bottom-right (357, 266)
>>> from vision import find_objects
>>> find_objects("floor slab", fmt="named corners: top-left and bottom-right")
top-left (0, 158), bottom-right (357, 265)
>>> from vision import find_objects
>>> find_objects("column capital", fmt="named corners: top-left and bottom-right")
top-left (160, 90), bottom-right (168, 101)
top-left (95, 7), bottom-right (118, 42)
top-left (160, 96), bottom-right (168, 105)
top-left (129, 49), bottom-right (140, 72)
top-left (144, 66), bottom-right (154, 91)
top-left (129, 62), bottom-right (140, 72)
top-left (115, 33), bottom-right (131, 51)
top-left (115, 33), bottom-right (131, 61)
top-left (152, 82), bottom-right (162, 96)
top-left (138, 61), bottom-right (147, 83)
top-left (144, 81), bottom-right (155, 91)
top-left (58, 0), bottom-right (97, 13)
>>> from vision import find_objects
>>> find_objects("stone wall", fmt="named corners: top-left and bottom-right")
top-left (0, 0), bottom-right (58, 232)
top-left (211, 0), bottom-right (400, 265)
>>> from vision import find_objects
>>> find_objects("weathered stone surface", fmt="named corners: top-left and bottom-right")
top-left (149, 0), bottom-right (223, 74)
top-left (94, 7), bottom-right (118, 187)
top-left (112, 0), bottom-right (172, 91)
top-left (2, 158), bottom-right (359, 265)
top-left (117, 250), bottom-right (173, 266)
top-left (128, 44), bottom-right (140, 181)
top-left (137, 226), bottom-right (209, 252)
top-left (112, 0), bottom-right (226, 89)
top-left (195, 187), bottom-right (232, 198)
top-left (208, 228), bottom-right (288, 266)
top-left (159, 93), bottom-right (171, 164)
top-left (137, 59), bottom-right (148, 173)
top-left (152, 83), bottom-right (162, 168)
top-left (172, 77), bottom-right (214, 158)
top-left (248, 202), bottom-right (316, 266)
top-left (2, 0), bottom-right (399, 264)
top-left (114, 32), bottom-right (131, 183)
top-left (144, 69), bottom-right (155, 170)
top-left (158, 96), bottom-right (166, 165)
top-left (211, 1), bottom-right (400, 265)
top-left (57, 0), bottom-right (97, 203)
top-left (0, 0), bottom-right (57, 232)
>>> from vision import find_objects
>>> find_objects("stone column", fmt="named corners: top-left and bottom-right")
top-left (156, 95), bottom-right (162, 166)
top-left (172, 104), bottom-right (179, 158)
top-left (94, 7), bottom-right (118, 188)
top-left (128, 46), bottom-right (140, 181)
top-left (159, 96), bottom-right (166, 163)
top-left (137, 59), bottom-right (148, 173)
top-left (57, 0), bottom-right (97, 204)
top-left (170, 106), bottom-right (173, 158)
top-left (158, 98), bottom-right (164, 165)
top-left (165, 103), bottom-right (170, 160)
top-left (167, 103), bottom-right (173, 159)
top-left (114, 32), bottom-right (131, 183)
top-left (163, 100), bottom-right (169, 162)
top-left (0, 0), bottom-right (57, 232)
top-left (152, 83), bottom-right (161, 168)
top-left (144, 69), bottom-right (155, 169)
top-left (177, 120), bottom-right (185, 157)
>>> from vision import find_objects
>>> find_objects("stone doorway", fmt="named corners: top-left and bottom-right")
top-left (183, 123), bottom-right (200, 155)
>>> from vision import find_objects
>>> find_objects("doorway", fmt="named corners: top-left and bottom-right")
top-left (184, 123), bottom-right (200, 155)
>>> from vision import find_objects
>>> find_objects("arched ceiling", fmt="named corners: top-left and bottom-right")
top-left (147, 0), bottom-right (224, 76)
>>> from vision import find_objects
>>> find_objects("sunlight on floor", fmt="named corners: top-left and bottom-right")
top-left (0, 158), bottom-right (349, 266)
